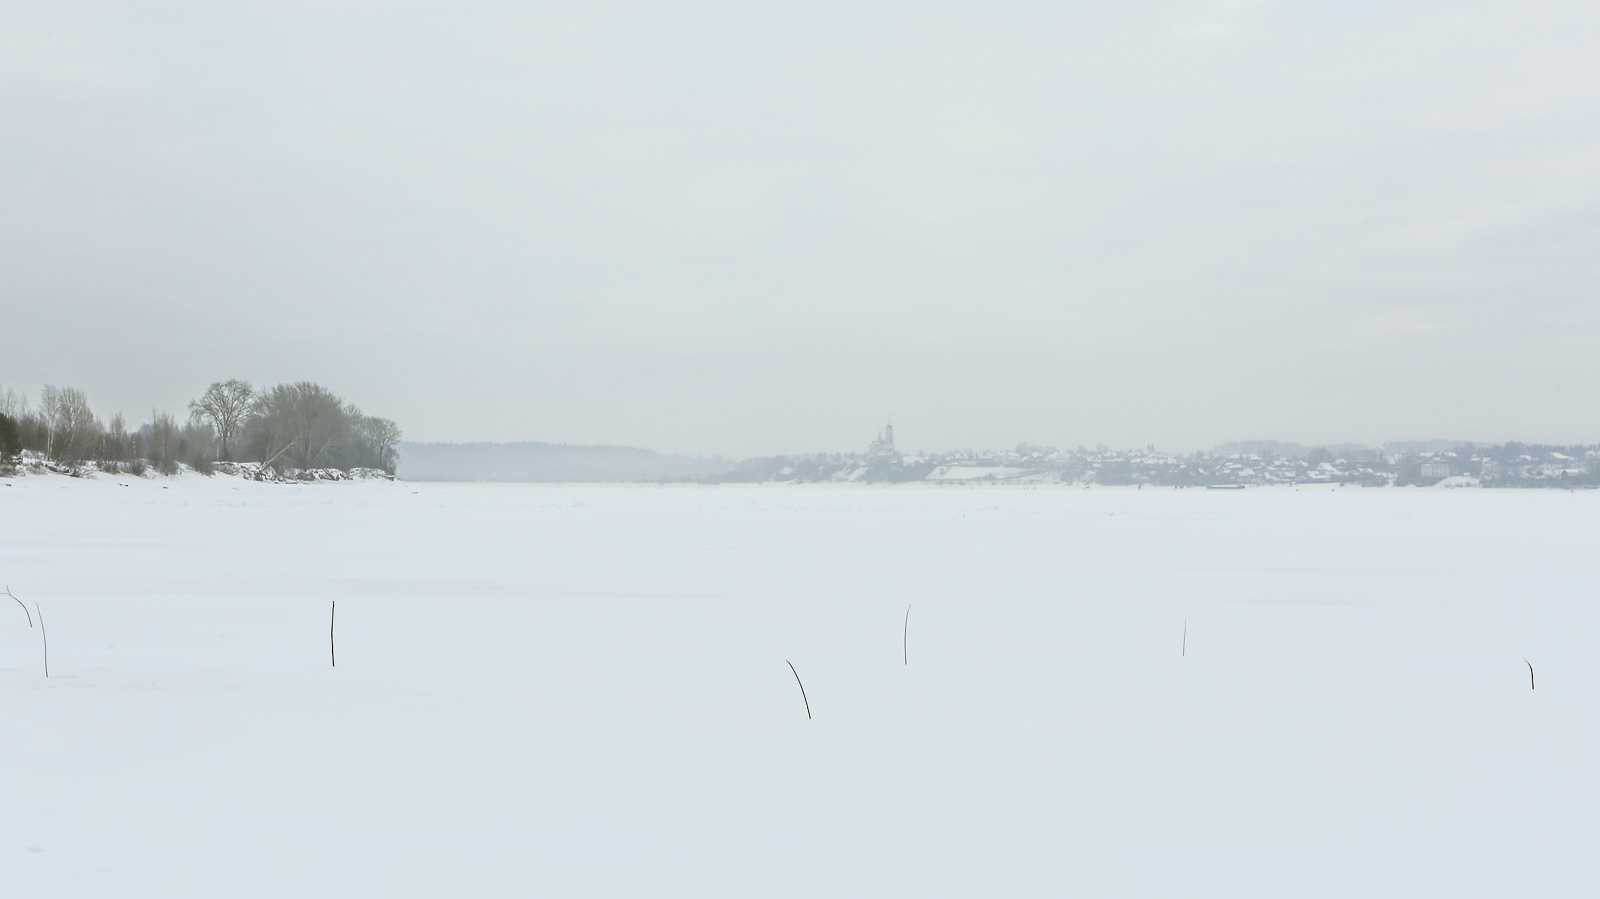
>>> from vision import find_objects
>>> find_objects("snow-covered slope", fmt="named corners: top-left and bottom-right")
top-left (2, 480), bottom-right (1596, 896)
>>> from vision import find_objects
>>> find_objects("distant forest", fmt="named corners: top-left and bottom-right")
top-left (0, 381), bottom-right (399, 476)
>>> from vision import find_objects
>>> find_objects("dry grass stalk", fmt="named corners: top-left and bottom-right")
top-left (786, 660), bottom-right (811, 720)
top-left (5, 586), bottom-right (32, 627)
top-left (36, 603), bottom-right (47, 677)
top-left (903, 604), bottom-right (911, 666)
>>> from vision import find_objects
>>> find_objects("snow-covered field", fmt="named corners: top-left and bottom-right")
top-left (3, 477), bottom-right (1598, 897)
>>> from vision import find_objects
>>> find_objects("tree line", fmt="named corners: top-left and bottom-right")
top-left (0, 381), bottom-right (399, 476)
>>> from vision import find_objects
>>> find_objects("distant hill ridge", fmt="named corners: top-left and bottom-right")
top-left (397, 441), bottom-right (730, 482)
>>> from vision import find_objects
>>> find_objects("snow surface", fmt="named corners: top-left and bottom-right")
top-left (3, 477), bottom-right (1599, 897)
top-left (927, 465), bottom-right (1034, 481)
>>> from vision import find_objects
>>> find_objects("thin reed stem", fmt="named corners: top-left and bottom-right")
top-left (36, 603), bottom-right (47, 677)
top-left (786, 660), bottom-right (811, 720)
top-left (5, 586), bottom-right (31, 627)
top-left (903, 604), bottom-right (911, 665)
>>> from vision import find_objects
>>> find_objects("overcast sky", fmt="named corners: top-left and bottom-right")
top-left (3, 1), bottom-right (1597, 456)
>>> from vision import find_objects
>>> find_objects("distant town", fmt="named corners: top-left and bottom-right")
top-left (690, 422), bottom-right (1600, 488)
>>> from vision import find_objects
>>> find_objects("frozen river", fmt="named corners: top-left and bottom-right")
top-left (3, 477), bottom-right (1597, 896)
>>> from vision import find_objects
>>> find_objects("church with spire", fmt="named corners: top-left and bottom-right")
top-left (868, 418), bottom-right (898, 459)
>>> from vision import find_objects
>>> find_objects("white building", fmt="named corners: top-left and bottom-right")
top-left (868, 420), bottom-right (897, 458)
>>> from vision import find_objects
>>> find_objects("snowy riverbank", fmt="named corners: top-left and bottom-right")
top-left (3, 481), bottom-right (1597, 896)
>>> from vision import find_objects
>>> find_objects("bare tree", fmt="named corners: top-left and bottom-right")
top-left (188, 380), bottom-right (254, 461)
top-left (142, 410), bottom-right (182, 475)
top-left (38, 384), bottom-right (61, 457)
top-left (0, 387), bottom-right (25, 420)
top-left (60, 388), bottom-right (98, 461)
top-left (105, 413), bottom-right (130, 462)
top-left (353, 415), bottom-right (402, 473)
top-left (247, 382), bottom-right (350, 472)
top-left (180, 420), bottom-right (216, 473)
top-left (40, 386), bottom-right (98, 462)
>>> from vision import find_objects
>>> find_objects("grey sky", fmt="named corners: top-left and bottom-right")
top-left (3, 1), bottom-right (1597, 456)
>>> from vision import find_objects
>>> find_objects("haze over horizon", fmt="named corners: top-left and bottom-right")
top-left (4, 1), bottom-right (1597, 457)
